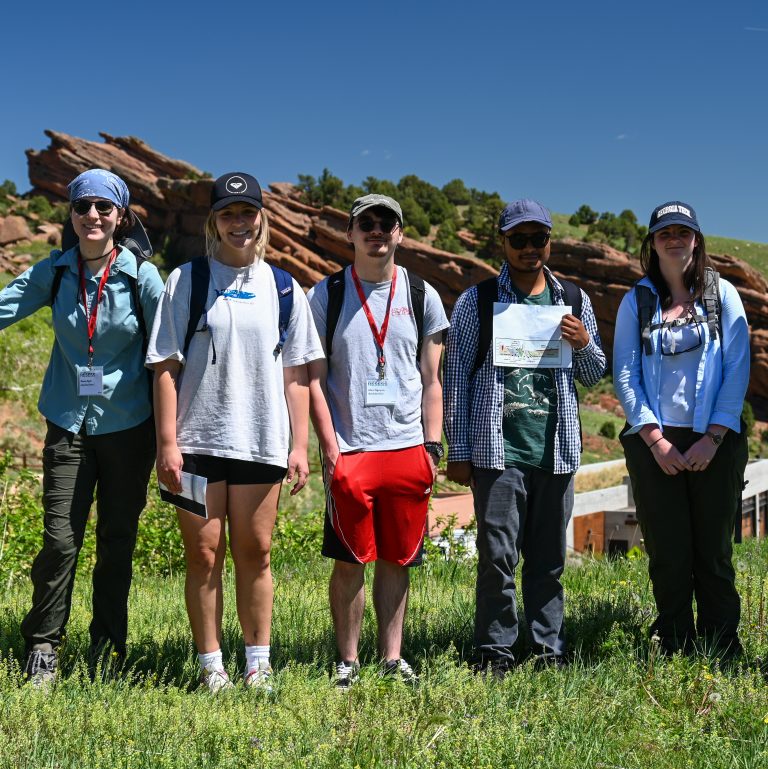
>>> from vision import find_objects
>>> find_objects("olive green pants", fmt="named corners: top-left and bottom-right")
top-left (621, 425), bottom-right (747, 655)
top-left (21, 419), bottom-right (155, 656)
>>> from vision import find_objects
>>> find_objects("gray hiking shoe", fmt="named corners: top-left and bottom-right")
top-left (24, 650), bottom-right (58, 689)
top-left (334, 660), bottom-right (360, 691)
top-left (381, 658), bottom-right (418, 685)
top-left (200, 666), bottom-right (234, 694)
top-left (244, 660), bottom-right (273, 693)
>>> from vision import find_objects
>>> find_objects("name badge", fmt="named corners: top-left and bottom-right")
top-left (365, 378), bottom-right (397, 406)
top-left (78, 366), bottom-right (104, 396)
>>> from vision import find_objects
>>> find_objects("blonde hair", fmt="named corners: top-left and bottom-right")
top-left (204, 206), bottom-right (270, 262)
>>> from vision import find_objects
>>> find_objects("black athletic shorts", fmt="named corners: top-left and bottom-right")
top-left (181, 454), bottom-right (286, 485)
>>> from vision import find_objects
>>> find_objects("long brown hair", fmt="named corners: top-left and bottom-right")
top-left (639, 229), bottom-right (712, 309)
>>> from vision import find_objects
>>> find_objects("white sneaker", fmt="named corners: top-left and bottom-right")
top-left (381, 658), bottom-right (418, 685)
top-left (244, 660), bottom-right (273, 693)
top-left (200, 667), bottom-right (233, 693)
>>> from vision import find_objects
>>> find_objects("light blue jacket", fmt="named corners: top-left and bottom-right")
top-left (613, 275), bottom-right (750, 435)
top-left (0, 245), bottom-right (164, 435)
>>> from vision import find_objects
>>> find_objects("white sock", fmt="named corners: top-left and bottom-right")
top-left (245, 645), bottom-right (270, 671)
top-left (198, 649), bottom-right (224, 672)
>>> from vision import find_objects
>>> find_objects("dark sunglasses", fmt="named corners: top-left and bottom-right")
top-left (71, 200), bottom-right (115, 216)
top-left (505, 232), bottom-right (550, 249)
top-left (357, 215), bottom-right (399, 233)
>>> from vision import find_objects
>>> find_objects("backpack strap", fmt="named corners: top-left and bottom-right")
top-left (472, 277), bottom-right (498, 377)
top-left (702, 266), bottom-right (721, 342)
top-left (559, 279), bottom-right (583, 320)
top-left (406, 269), bottom-right (426, 364)
top-left (269, 264), bottom-right (294, 357)
top-left (183, 257), bottom-right (211, 358)
top-left (50, 264), bottom-right (66, 308)
top-left (635, 284), bottom-right (658, 356)
top-left (324, 268), bottom-right (348, 362)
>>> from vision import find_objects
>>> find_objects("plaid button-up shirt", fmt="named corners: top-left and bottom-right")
top-left (444, 263), bottom-right (607, 475)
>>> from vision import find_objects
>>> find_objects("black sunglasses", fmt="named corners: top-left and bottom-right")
top-left (505, 232), bottom-right (550, 249)
top-left (71, 200), bottom-right (116, 216)
top-left (357, 215), bottom-right (399, 233)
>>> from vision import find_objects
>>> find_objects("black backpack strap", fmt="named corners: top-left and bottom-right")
top-left (559, 279), bottom-right (583, 319)
top-left (635, 284), bottom-right (657, 356)
top-left (50, 265), bottom-right (66, 307)
top-left (131, 254), bottom-right (149, 354)
top-left (324, 268), bottom-right (347, 362)
top-left (269, 264), bottom-right (295, 357)
top-left (406, 270), bottom-right (426, 364)
top-left (702, 267), bottom-right (721, 342)
top-left (183, 257), bottom-right (211, 358)
top-left (472, 277), bottom-right (498, 377)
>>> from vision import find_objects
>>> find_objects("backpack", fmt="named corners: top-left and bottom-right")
top-left (324, 266), bottom-right (426, 364)
top-left (636, 267), bottom-right (721, 355)
top-left (471, 275), bottom-right (584, 376)
top-left (181, 256), bottom-right (294, 360)
top-left (52, 213), bottom-right (154, 349)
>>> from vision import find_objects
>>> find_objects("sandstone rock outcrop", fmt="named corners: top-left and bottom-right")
top-left (0, 216), bottom-right (33, 246)
top-left (23, 130), bottom-right (768, 402)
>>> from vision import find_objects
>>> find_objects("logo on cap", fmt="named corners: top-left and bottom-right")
top-left (656, 204), bottom-right (691, 219)
top-left (226, 176), bottom-right (247, 194)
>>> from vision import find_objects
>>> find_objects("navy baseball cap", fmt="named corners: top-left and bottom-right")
top-left (648, 201), bottom-right (699, 234)
top-left (211, 172), bottom-right (263, 211)
top-left (498, 199), bottom-right (552, 232)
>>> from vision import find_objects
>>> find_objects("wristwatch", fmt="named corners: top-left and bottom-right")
top-left (706, 431), bottom-right (724, 447)
top-left (424, 441), bottom-right (445, 461)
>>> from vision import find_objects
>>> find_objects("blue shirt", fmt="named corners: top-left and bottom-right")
top-left (444, 263), bottom-right (607, 474)
top-left (613, 275), bottom-right (749, 435)
top-left (0, 245), bottom-right (164, 435)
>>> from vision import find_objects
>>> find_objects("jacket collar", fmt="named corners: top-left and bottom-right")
top-left (52, 244), bottom-right (138, 278)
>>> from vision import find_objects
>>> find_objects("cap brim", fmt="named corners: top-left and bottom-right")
top-left (211, 196), bottom-right (264, 211)
top-left (499, 216), bottom-right (552, 232)
top-left (649, 216), bottom-right (700, 234)
top-left (350, 201), bottom-right (403, 224)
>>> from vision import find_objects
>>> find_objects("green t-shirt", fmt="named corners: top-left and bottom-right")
top-left (502, 282), bottom-right (557, 470)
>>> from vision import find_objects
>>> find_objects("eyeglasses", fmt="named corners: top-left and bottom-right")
top-left (71, 200), bottom-right (115, 216)
top-left (357, 215), bottom-right (399, 233)
top-left (660, 318), bottom-right (703, 356)
top-left (505, 231), bottom-right (550, 249)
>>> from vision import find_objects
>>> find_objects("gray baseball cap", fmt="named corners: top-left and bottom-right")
top-left (348, 194), bottom-right (403, 225)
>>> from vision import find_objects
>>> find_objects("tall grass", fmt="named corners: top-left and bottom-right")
top-left (1, 543), bottom-right (767, 768)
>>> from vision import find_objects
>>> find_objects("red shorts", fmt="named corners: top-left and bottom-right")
top-left (322, 445), bottom-right (434, 566)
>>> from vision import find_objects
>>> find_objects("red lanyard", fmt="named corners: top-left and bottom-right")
top-left (351, 266), bottom-right (397, 379)
top-left (79, 248), bottom-right (117, 365)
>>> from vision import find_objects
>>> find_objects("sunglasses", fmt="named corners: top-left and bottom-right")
top-left (505, 232), bottom-right (550, 249)
top-left (357, 215), bottom-right (399, 233)
top-left (71, 200), bottom-right (116, 216)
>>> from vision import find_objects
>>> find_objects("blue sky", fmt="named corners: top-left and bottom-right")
top-left (3, 1), bottom-right (767, 241)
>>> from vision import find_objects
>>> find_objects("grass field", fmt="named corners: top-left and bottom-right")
top-left (1, 542), bottom-right (767, 768)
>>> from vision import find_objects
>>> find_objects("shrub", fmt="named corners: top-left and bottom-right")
top-left (433, 220), bottom-right (463, 254)
top-left (599, 421), bottom-right (617, 440)
top-left (742, 400), bottom-right (755, 437)
top-left (569, 204), bottom-right (599, 226)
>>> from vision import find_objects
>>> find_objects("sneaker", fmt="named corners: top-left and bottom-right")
top-left (244, 660), bottom-right (273, 693)
top-left (200, 666), bottom-right (233, 694)
top-left (381, 658), bottom-right (418, 685)
top-left (533, 653), bottom-right (569, 670)
top-left (334, 660), bottom-right (360, 691)
top-left (24, 649), bottom-right (58, 689)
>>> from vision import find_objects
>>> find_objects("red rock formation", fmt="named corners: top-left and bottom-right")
top-left (23, 130), bottom-right (768, 402)
top-left (0, 216), bottom-right (33, 246)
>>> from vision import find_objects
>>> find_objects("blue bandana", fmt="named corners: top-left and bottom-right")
top-left (67, 169), bottom-right (130, 208)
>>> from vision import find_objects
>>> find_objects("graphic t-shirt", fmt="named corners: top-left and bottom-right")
top-left (146, 258), bottom-right (323, 466)
top-left (502, 283), bottom-right (557, 470)
top-left (307, 266), bottom-right (449, 452)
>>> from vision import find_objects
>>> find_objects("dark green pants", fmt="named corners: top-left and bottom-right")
top-left (621, 425), bottom-right (747, 654)
top-left (21, 418), bottom-right (155, 656)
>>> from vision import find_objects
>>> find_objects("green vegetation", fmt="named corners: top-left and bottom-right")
top-left (1, 537), bottom-right (767, 767)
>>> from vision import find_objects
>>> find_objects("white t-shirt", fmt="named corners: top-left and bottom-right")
top-left (146, 258), bottom-right (323, 466)
top-left (307, 266), bottom-right (449, 452)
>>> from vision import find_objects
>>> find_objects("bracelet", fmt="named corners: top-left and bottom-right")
top-left (647, 435), bottom-right (664, 450)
